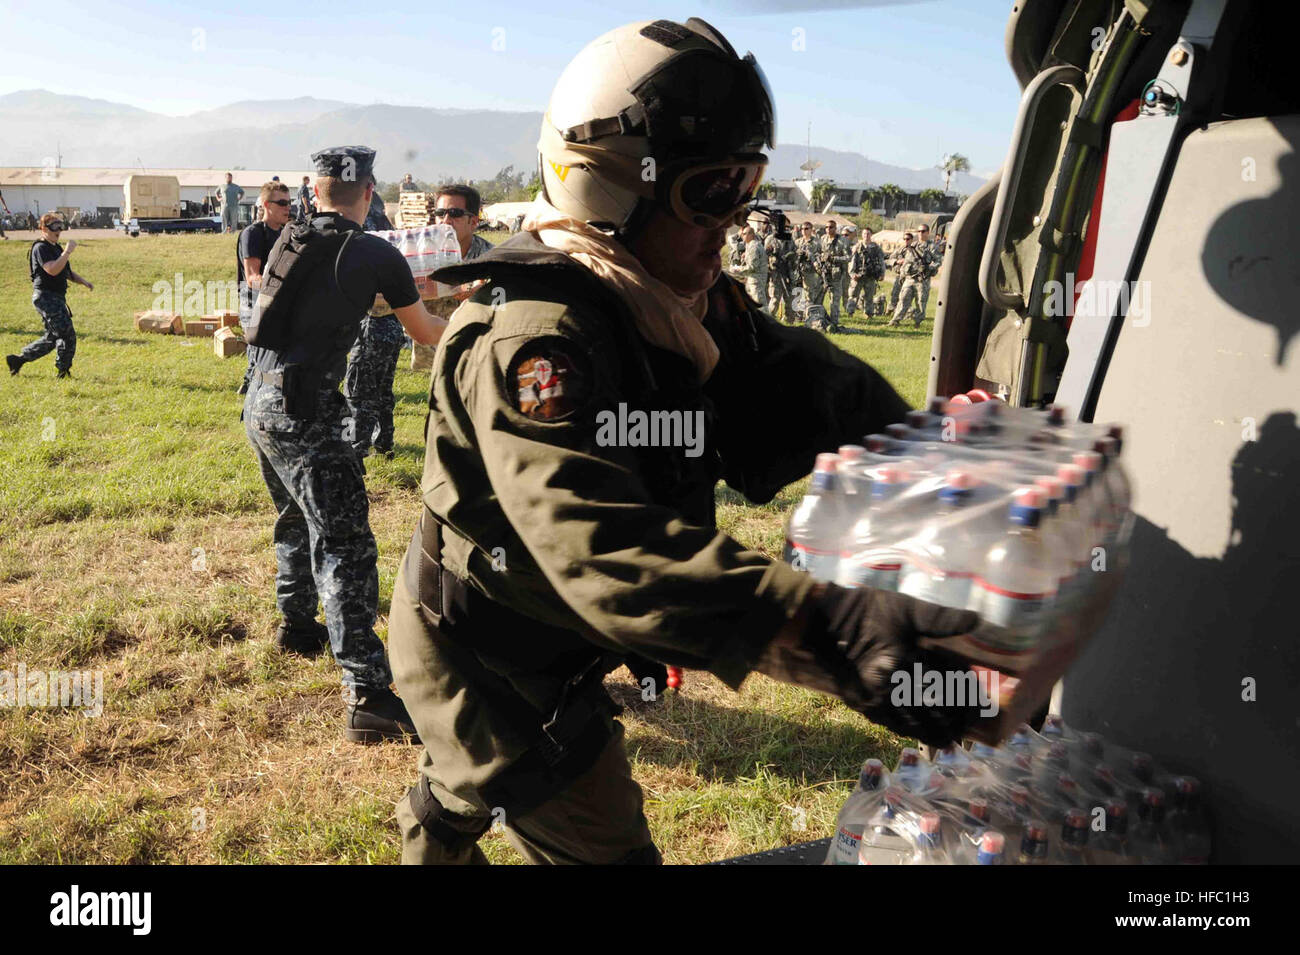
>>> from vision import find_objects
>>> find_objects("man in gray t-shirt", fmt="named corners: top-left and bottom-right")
top-left (215, 173), bottom-right (244, 233)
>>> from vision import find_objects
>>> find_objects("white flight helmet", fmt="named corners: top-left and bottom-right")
top-left (538, 17), bottom-right (776, 234)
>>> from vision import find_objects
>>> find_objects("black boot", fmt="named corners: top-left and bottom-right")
top-left (6, 355), bottom-right (22, 376)
top-left (345, 686), bottom-right (419, 744)
top-left (56, 368), bottom-right (72, 379)
top-left (274, 619), bottom-right (330, 657)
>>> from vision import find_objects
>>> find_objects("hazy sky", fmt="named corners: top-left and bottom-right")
top-left (3, 0), bottom-right (1020, 175)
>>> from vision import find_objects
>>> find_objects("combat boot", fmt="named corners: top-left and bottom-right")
top-left (274, 619), bottom-right (330, 657)
top-left (345, 686), bottom-right (419, 744)
top-left (6, 355), bottom-right (23, 376)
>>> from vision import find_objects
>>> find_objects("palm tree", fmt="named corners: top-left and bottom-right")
top-left (941, 153), bottom-right (971, 193)
top-left (877, 183), bottom-right (905, 218)
top-left (810, 180), bottom-right (837, 213)
top-left (919, 188), bottom-right (946, 213)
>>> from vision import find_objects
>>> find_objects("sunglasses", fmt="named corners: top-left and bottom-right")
top-left (433, 208), bottom-right (470, 220)
top-left (47, 223), bottom-right (65, 231)
top-left (267, 199), bottom-right (291, 207)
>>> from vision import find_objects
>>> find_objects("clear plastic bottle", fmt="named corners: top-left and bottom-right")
top-left (1018, 819), bottom-right (1051, 865)
top-left (975, 830), bottom-right (1007, 865)
top-left (783, 453), bottom-right (848, 581)
top-left (915, 812), bottom-right (950, 864)
top-left (857, 788), bottom-right (915, 865)
top-left (1094, 800), bottom-right (1135, 862)
top-left (1056, 807), bottom-right (1091, 864)
top-left (969, 486), bottom-right (1058, 653)
top-left (892, 747), bottom-right (930, 793)
top-left (836, 464), bottom-right (912, 592)
top-left (825, 758), bottom-right (890, 865)
top-left (1167, 777), bottom-right (1211, 864)
top-left (1130, 787), bottom-right (1172, 864)
top-left (897, 470), bottom-right (985, 610)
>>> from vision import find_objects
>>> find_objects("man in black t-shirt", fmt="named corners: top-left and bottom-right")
top-left (242, 146), bottom-right (445, 743)
top-left (237, 182), bottom-right (293, 393)
top-left (0, 188), bottom-right (10, 239)
top-left (7, 213), bottom-right (93, 379)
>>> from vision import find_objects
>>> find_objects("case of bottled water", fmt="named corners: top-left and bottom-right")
top-left (825, 717), bottom-right (1211, 864)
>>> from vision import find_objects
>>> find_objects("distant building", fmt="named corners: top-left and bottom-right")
top-left (0, 167), bottom-right (315, 220)
top-left (762, 177), bottom-right (962, 217)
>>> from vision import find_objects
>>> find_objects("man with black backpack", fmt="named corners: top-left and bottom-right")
top-left (8, 213), bottom-right (92, 379)
top-left (241, 145), bottom-right (444, 743)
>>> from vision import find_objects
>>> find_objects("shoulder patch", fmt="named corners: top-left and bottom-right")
top-left (507, 337), bottom-right (592, 421)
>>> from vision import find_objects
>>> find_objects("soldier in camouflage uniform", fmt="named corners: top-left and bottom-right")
top-left (846, 226), bottom-right (886, 319)
top-left (765, 224), bottom-right (796, 321)
top-left (729, 226), bottom-right (768, 307)
top-left (888, 232), bottom-right (928, 327)
top-left (343, 193), bottom-right (404, 458)
top-left (411, 185), bottom-right (494, 374)
top-left (794, 220), bottom-right (822, 318)
top-left (915, 223), bottom-right (941, 320)
top-left (243, 146), bottom-right (445, 742)
top-left (819, 220), bottom-right (850, 321)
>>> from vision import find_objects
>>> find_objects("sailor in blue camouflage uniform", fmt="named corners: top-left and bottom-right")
top-left (242, 145), bottom-right (445, 742)
top-left (342, 191), bottom-right (405, 458)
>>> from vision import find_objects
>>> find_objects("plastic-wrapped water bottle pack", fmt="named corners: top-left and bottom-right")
top-left (827, 717), bottom-right (1210, 865)
top-left (784, 395), bottom-right (1134, 658)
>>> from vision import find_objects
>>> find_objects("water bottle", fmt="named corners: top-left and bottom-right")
top-left (1130, 787), bottom-right (1172, 863)
top-left (1056, 807), bottom-right (1091, 864)
top-left (783, 453), bottom-right (848, 581)
top-left (897, 470), bottom-right (984, 609)
top-left (1093, 800), bottom-right (1135, 862)
top-left (916, 812), bottom-right (950, 864)
top-left (857, 788), bottom-right (915, 865)
top-left (836, 444), bottom-right (871, 498)
top-left (825, 758), bottom-right (889, 865)
top-left (836, 464), bottom-right (912, 591)
top-left (1017, 820), bottom-right (1051, 865)
top-left (969, 486), bottom-right (1058, 653)
top-left (892, 747), bottom-right (930, 793)
top-left (975, 830), bottom-right (1007, 865)
top-left (1167, 777), bottom-right (1211, 864)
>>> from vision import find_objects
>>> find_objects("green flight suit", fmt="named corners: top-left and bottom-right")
top-left (389, 231), bottom-right (910, 864)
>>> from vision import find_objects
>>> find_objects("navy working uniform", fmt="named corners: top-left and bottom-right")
top-left (20, 239), bottom-right (77, 374)
top-left (342, 195), bottom-right (405, 457)
top-left (242, 147), bottom-right (420, 706)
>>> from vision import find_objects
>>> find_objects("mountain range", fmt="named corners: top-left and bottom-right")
top-left (0, 90), bottom-right (989, 194)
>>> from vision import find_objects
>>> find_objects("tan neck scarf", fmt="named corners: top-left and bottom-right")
top-left (521, 198), bottom-right (720, 383)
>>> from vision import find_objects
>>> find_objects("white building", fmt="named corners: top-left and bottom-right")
top-left (0, 167), bottom-right (315, 219)
top-left (763, 178), bottom-right (874, 215)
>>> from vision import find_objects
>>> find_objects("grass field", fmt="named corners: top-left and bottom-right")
top-left (0, 228), bottom-right (937, 864)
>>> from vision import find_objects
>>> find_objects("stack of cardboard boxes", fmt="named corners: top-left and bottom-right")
top-left (133, 310), bottom-right (246, 357)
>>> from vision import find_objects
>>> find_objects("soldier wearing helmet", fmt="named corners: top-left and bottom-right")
top-left (387, 17), bottom-right (996, 865)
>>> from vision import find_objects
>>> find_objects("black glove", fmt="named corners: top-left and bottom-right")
top-left (625, 654), bottom-right (669, 699)
top-left (799, 584), bottom-right (997, 748)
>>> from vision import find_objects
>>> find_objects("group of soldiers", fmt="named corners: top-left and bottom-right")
top-left (728, 216), bottom-right (944, 330)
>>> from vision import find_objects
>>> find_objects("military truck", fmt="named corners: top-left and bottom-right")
top-left (120, 175), bottom-right (220, 235)
top-left (930, 0), bottom-right (1299, 864)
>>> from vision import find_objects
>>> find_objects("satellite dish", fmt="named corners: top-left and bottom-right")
top-left (799, 159), bottom-right (822, 174)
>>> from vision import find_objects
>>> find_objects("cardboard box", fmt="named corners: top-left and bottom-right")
top-left (134, 310), bottom-right (181, 334)
top-left (213, 326), bottom-right (246, 358)
top-left (207, 311), bottom-right (240, 329)
top-left (183, 317), bottom-right (221, 337)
